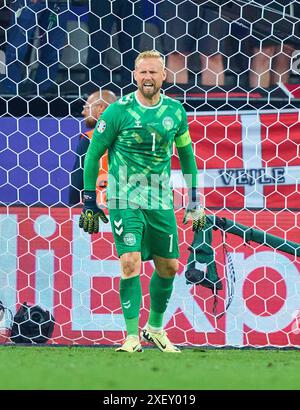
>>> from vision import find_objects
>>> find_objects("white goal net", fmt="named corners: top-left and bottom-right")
top-left (0, 0), bottom-right (300, 347)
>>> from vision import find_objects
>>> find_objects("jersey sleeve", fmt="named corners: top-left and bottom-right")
top-left (174, 103), bottom-right (191, 148)
top-left (174, 103), bottom-right (198, 192)
top-left (83, 103), bottom-right (121, 191)
top-left (92, 103), bottom-right (121, 148)
top-left (69, 135), bottom-right (90, 204)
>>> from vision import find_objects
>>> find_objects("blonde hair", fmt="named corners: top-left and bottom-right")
top-left (135, 50), bottom-right (165, 68)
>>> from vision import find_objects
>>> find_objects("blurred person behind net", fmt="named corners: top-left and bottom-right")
top-left (69, 89), bottom-right (117, 205)
top-left (0, 0), bottom-right (69, 95)
top-left (137, 0), bottom-right (229, 87)
top-left (249, 0), bottom-right (298, 88)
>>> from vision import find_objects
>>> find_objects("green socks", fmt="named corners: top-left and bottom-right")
top-left (119, 275), bottom-right (142, 337)
top-left (148, 270), bottom-right (175, 330)
top-left (120, 272), bottom-right (175, 336)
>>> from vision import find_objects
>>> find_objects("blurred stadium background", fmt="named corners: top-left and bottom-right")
top-left (0, 0), bottom-right (300, 353)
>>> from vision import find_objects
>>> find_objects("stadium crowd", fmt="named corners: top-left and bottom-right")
top-left (0, 0), bottom-right (299, 96)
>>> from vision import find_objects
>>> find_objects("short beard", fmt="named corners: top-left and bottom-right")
top-left (139, 84), bottom-right (160, 99)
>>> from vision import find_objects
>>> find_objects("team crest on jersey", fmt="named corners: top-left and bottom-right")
top-left (162, 116), bottom-right (174, 131)
top-left (97, 119), bottom-right (106, 133)
top-left (123, 233), bottom-right (136, 246)
top-left (118, 94), bottom-right (132, 105)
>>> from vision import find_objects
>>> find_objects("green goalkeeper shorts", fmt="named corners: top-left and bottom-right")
top-left (109, 206), bottom-right (179, 261)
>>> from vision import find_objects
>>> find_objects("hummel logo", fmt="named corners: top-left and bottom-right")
top-left (114, 219), bottom-right (123, 228)
top-left (114, 219), bottom-right (123, 235)
top-left (123, 300), bottom-right (131, 309)
top-left (115, 227), bottom-right (123, 236)
top-left (135, 120), bottom-right (142, 128)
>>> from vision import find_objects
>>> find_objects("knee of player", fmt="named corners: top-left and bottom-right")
top-left (121, 254), bottom-right (141, 278)
top-left (121, 269), bottom-right (139, 279)
top-left (162, 260), bottom-right (179, 278)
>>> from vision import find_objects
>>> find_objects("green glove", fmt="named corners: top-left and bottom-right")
top-left (79, 191), bottom-right (109, 234)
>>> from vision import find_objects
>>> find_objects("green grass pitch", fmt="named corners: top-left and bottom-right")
top-left (0, 345), bottom-right (299, 390)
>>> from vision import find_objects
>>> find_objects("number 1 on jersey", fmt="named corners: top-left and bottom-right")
top-left (169, 234), bottom-right (173, 252)
top-left (151, 132), bottom-right (156, 151)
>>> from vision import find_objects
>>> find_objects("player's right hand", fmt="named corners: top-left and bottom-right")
top-left (79, 191), bottom-right (109, 234)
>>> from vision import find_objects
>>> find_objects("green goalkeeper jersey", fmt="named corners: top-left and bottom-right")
top-left (85, 91), bottom-right (190, 209)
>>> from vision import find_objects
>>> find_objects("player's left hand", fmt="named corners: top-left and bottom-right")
top-left (183, 204), bottom-right (206, 232)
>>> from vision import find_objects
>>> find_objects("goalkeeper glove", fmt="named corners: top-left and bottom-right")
top-left (183, 188), bottom-right (206, 232)
top-left (79, 191), bottom-right (109, 234)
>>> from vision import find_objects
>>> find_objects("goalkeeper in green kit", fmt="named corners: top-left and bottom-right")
top-left (79, 50), bottom-right (205, 353)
